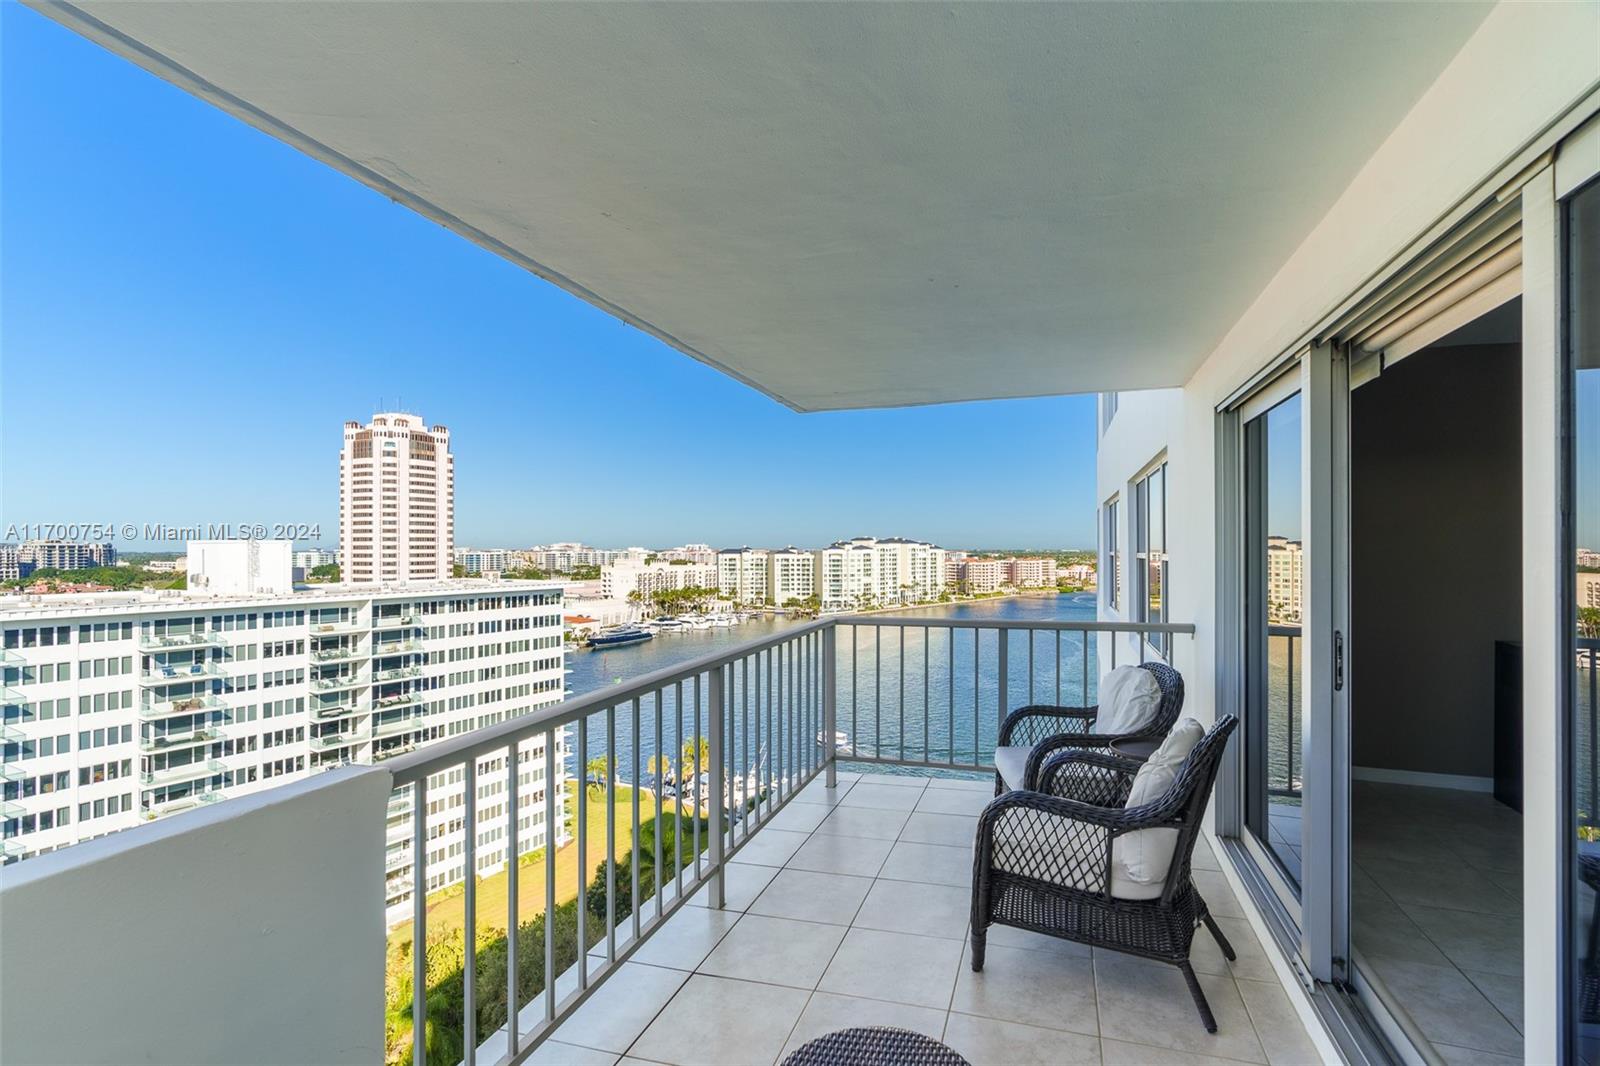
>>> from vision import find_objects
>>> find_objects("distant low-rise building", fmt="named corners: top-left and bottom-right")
top-left (601, 560), bottom-right (717, 600)
top-left (293, 549), bottom-right (339, 572)
top-left (658, 544), bottom-right (716, 566)
top-left (717, 548), bottom-right (770, 605)
top-left (0, 546), bottom-right (35, 583)
top-left (956, 558), bottom-right (1005, 594)
top-left (454, 548), bottom-right (515, 575)
top-left (1004, 557), bottom-right (1059, 588)
top-left (1062, 562), bottom-right (1097, 586)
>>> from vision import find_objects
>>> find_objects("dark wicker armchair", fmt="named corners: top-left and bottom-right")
top-left (971, 715), bottom-right (1240, 1032)
top-left (993, 661), bottom-right (1184, 795)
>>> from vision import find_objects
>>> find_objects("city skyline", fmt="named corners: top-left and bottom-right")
top-left (0, 7), bottom-right (1099, 551)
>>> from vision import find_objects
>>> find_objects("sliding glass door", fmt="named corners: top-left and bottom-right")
top-left (1242, 383), bottom-right (1307, 903)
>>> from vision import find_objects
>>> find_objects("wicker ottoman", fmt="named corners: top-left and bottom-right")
top-left (781, 1026), bottom-right (970, 1066)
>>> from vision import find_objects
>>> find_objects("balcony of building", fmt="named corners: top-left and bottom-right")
top-left (138, 660), bottom-right (223, 686)
top-left (137, 630), bottom-right (226, 652)
top-left (0, 616), bottom-right (1319, 1066)
top-left (138, 692), bottom-right (225, 720)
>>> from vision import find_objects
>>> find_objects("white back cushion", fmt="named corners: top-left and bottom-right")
top-left (1109, 717), bottom-right (1205, 899)
top-left (1095, 665), bottom-right (1164, 735)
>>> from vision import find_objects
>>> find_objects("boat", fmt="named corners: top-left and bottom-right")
top-left (818, 729), bottom-right (850, 751)
top-left (587, 626), bottom-right (654, 648)
top-left (708, 614), bottom-right (736, 628)
top-left (652, 616), bottom-right (687, 631)
top-left (684, 615), bottom-right (713, 630)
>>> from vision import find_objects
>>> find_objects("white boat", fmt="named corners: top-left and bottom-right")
top-left (708, 614), bottom-right (736, 628)
top-left (684, 615), bottom-right (713, 630)
top-left (818, 729), bottom-right (850, 751)
top-left (653, 616), bottom-right (687, 631)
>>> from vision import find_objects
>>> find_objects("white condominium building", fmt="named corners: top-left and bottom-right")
top-left (292, 549), bottom-right (339, 572)
top-left (766, 547), bottom-right (815, 606)
top-left (18, 541), bottom-right (117, 571)
top-left (455, 548), bottom-right (515, 575)
top-left (528, 544), bottom-right (625, 572)
top-left (1266, 536), bottom-right (1304, 625)
top-left (717, 548), bottom-right (770, 605)
top-left (812, 537), bottom-right (945, 609)
top-left (600, 560), bottom-right (717, 600)
top-left (658, 544), bottom-right (716, 566)
top-left (339, 413), bottom-right (454, 584)
top-left (0, 561), bottom-right (566, 925)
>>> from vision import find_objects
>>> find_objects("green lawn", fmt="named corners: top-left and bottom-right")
top-left (388, 780), bottom-right (689, 951)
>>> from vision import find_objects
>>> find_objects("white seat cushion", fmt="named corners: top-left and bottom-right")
top-left (994, 745), bottom-right (1031, 791)
top-left (1109, 718), bottom-right (1205, 898)
top-left (1094, 665), bottom-right (1164, 736)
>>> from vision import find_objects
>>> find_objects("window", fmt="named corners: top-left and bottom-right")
top-left (1103, 498), bottom-right (1121, 611)
top-left (1134, 461), bottom-right (1169, 657)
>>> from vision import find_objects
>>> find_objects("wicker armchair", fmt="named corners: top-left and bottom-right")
top-left (971, 715), bottom-right (1240, 1032)
top-left (993, 661), bottom-right (1184, 795)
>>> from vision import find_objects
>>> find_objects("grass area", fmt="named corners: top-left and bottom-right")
top-left (388, 780), bottom-right (685, 952)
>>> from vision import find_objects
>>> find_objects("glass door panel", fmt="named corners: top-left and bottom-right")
top-left (1244, 391), bottom-right (1305, 895)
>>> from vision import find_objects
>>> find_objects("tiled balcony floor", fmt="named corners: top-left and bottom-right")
top-left (539, 771), bottom-right (1322, 1066)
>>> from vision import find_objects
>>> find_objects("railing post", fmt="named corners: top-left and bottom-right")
top-left (823, 624), bottom-right (838, 788)
top-left (707, 664), bottom-right (726, 909)
top-left (997, 628), bottom-right (1009, 734)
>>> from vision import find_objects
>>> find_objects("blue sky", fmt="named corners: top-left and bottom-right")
top-left (0, 7), bottom-right (1098, 552)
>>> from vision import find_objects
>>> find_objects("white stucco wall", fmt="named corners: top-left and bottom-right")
top-left (1093, 4), bottom-right (1599, 1060)
top-left (0, 766), bottom-right (391, 1065)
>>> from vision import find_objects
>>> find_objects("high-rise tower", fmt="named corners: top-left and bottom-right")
top-left (339, 413), bottom-right (453, 583)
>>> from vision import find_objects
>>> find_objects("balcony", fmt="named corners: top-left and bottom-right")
top-left (138, 661), bottom-right (223, 686)
top-left (312, 644), bottom-right (366, 664)
top-left (310, 729), bottom-right (369, 752)
top-left (372, 690), bottom-right (422, 712)
top-left (140, 790), bottom-right (221, 821)
top-left (372, 612), bottom-right (420, 631)
top-left (310, 617), bottom-right (364, 635)
top-left (371, 714), bottom-right (419, 739)
top-left (311, 673), bottom-right (366, 693)
top-left (139, 693), bottom-right (225, 720)
top-left (371, 639), bottom-right (424, 656)
top-left (0, 617), bottom-right (1315, 1066)
top-left (371, 665), bottom-right (421, 684)
top-left (313, 700), bottom-right (363, 720)
top-left (139, 726), bottom-right (223, 753)
top-left (139, 758), bottom-right (225, 788)
top-left (138, 630), bottom-right (225, 652)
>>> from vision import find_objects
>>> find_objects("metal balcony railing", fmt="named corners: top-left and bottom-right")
top-left (384, 615), bottom-right (1192, 1066)
top-left (139, 631), bottom-right (225, 652)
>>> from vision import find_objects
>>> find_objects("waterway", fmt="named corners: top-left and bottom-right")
top-left (561, 593), bottom-right (1099, 785)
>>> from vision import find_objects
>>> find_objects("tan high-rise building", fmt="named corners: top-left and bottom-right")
top-left (339, 413), bottom-right (453, 584)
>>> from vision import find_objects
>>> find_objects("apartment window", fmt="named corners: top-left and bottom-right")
top-left (1101, 391), bottom-right (1120, 432)
top-left (1134, 461), bottom-right (1169, 657)
top-left (1103, 498), bottom-right (1121, 611)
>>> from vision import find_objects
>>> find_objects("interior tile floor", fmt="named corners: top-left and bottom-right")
top-left (1349, 780), bottom-right (1523, 1064)
top-left (542, 770), bottom-right (1322, 1066)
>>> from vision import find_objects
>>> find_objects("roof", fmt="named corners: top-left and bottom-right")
top-left (38, 2), bottom-right (1492, 410)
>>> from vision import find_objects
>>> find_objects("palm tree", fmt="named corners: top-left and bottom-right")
top-left (646, 752), bottom-right (672, 786)
top-left (585, 755), bottom-right (610, 797)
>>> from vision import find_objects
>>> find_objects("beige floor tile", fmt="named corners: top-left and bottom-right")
top-left (786, 832), bottom-right (894, 877)
top-left (1402, 904), bottom-right (1521, 977)
top-left (686, 862), bottom-right (778, 911)
top-left (728, 827), bottom-right (810, 868)
top-left (1361, 857), bottom-right (1518, 917)
top-left (1362, 956), bottom-right (1521, 1056)
top-left (1432, 1044), bottom-right (1523, 1066)
top-left (853, 878), bottom-right (971, 940)
top-left (926, 776), bottom-right (996, 793)
top-left (1192, 870), bottom-right (1245, 919)
top-left (627, 974), bottom-right (810, 1066)
top-left (942, 1013), bottom-right (1101, 1066)
top-left (625, 906), bottom-right (741, 972)
top-left (815, 805), bottom-right (912, 840)
top-left (1236, 977), bottom-right (1321, 1065)
top-left (748, 867), bottom-right (874, 926)
top-left (793, 778), bottom-right (855, 807)
top-left (879, 840), bottom-right (973, 887)
top-left (1351, 896), bottom-right (1450, 967)
top-left (840, 783), bottom-right (925, 811)
top-left (1188, 915), bottom-right (1277, 983)
top-left (916, 787), bottom-right (994, 817)
top-left (819, 927), bottom-right (965, 1008)
top-left (526, 1041), bottom-right (622, 1065)
top-left (1462, 968), bottom-right (1523, 1033)
top-left (855, 771), bottom-right (934, 788)
top-left (762, 801), bottom-right (832, 834)
top-left (778, 992), bottom-right (948, 1061)
top-left (1101, 1038), bottom-right (1261, 1065)
top-left (697, 913), bottom-right (847, 989)
top-left (900, 812), bottom-right (980, 848)
top-left (1094, 953), bottom-right (1267, 1063)
top-left (551, 962), bottom-right (689, 1054)
top-left (954, 942), bottom-right (1097, 1036)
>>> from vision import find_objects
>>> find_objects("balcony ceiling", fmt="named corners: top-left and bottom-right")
top-left (39, 2), bottom-right (1491, 410)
